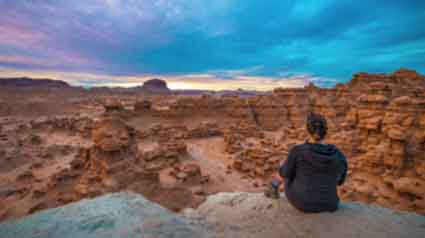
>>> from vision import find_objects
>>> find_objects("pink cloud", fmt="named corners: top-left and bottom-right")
top-left (0, 20), bottom-right (45, 49)
top-left (0, 52), bottom-right (100, 69)
top-left (0, 55), bottom-right (51, 66)
top-left (0, 9), bottom-right (100, 69)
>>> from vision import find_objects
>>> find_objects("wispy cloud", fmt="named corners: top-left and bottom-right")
top-left (0, 0), bottom-right (424, 88)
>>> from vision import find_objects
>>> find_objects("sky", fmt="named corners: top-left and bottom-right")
top-left (0, 0), bottom-right (424, 90)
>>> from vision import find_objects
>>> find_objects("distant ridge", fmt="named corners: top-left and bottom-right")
top-left (0, 77), bottom-right (70, 88)
top-left (2, 68), bottom-right (422, 93)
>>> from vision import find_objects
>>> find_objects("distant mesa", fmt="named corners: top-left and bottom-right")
top-left (0, 77), bottom-right (70, 88)
top-left (140, 78), bottom-right (170, 93)
top-left (1, 68), bottom-right (422, 93)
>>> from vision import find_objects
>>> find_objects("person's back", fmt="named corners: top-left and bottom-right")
top-left (279, 113), bottom-right (347, 213)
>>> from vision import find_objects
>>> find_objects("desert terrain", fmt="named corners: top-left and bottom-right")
top-left (0, 68), bottom-right (425, 222)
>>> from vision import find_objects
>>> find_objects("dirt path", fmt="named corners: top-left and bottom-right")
top-left (186, 137), bottom-right (263, 193)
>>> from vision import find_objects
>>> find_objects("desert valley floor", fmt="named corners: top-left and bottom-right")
top-left (0, 68), bottom-right (425, 222)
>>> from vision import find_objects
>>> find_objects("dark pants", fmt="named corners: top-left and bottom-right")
top-left (284, 180), bottom-right (339, 213)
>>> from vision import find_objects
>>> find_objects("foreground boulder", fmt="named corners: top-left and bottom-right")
top-left (0, 193), bottom-right (205, 238)
top-left (1, 192), bottom-right (424, 238)
top-left (183, 192), bottom-right (425, 238)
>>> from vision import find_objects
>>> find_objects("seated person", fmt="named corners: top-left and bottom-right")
top-left (279, 113), bottom-right (347, 213)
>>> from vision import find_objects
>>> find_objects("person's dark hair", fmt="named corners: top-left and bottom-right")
top-left (306, 112), bottom-right (328, 141)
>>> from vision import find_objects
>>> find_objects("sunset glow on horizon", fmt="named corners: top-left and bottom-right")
top-left (0, 67), bottom-right (319, 91)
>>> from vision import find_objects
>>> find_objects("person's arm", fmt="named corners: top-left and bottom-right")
top-left (337, 149), bottom-right (347, 186)
top-left (279, 147), bottom-right (297, 182)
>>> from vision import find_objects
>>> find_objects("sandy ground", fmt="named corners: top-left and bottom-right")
top-left (185, 138), bottom-right (263, 193)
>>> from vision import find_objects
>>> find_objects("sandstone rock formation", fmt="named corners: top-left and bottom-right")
top-left (91, 118), bottom-right (133, 152)
top-left (187, 121), bottom-right (222, 138)
top-left (232, 145), bottom-right (283, 178)
top-left (1, 68), bottom-right (425, 221)
top-left (134, 99), bottom-right (152, 112)
top-left (170, 163), bottom-right (203, 182)
top-left (138, 140), bottom-right (187, 172)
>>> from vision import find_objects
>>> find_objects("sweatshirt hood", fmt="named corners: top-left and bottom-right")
top-left (304, 142), bottom-right (340, 170)
top-left (308, 143), bottom-right (338, 156)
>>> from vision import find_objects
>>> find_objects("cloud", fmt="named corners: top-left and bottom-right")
top-left (0, 0), bottom-right (424, 88)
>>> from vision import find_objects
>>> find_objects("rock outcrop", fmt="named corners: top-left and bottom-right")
top-left (138, 140), bottom-right (188, 172)
top-left (102, 99), bottom-right (125, 113)
top-left (183, 192), bottom-right (425, 238)
top-left (0, 193), bottom-right (205, 238)
top-left (134, 100), bottom-right (152, 112)
top-left (2, 192), bottom-right (424, 238)
top-left (91, 118), bottom-right (133, 152)
top-left (141, 78), bottom-right (170, 93)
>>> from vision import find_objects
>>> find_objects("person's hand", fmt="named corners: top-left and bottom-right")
top-left (271, 176), bottom-right (283, 187)
top-left (271, 174), bottom-right (283, 184)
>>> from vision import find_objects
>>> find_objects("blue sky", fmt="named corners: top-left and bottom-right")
top-left (0, 0), bottom-right (424, 90)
